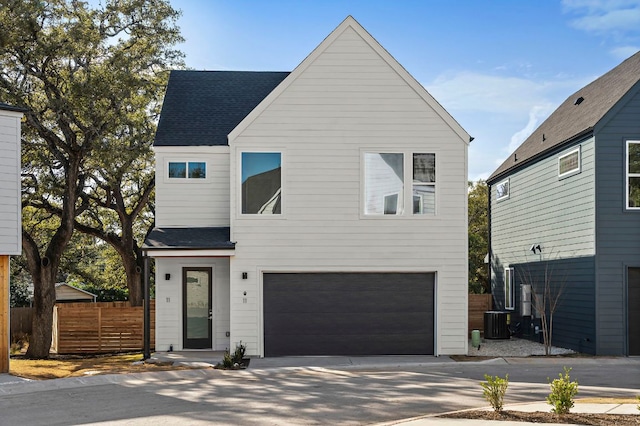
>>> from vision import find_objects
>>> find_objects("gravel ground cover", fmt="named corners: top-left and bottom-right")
top-left (467, 337), bottom-right (575, 357)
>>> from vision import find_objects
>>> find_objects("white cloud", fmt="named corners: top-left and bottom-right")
top-left (506, 104), bottom-right (555, 154)
top-left (610, 45), bottom-right (640, 59)
top-left (562, 0), bottom-right (640, 32)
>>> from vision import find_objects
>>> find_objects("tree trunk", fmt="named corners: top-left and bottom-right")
top-left (26, 261), bottom-right (57, 358)
top-left (123, 251), bottom-right (143, 306)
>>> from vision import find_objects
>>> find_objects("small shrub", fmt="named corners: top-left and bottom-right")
top-left (232, 341), bottom-right (246, 364)
top-left (221, 349), bottom-right (234, 369)
top-left (547, 367), bottom-right (578, 414)
top-left (480, 374), bottom-right (509, 412)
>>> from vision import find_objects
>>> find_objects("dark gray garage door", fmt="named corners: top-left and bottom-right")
top-left (263, 272), bottom-right (434, 356)
top-left (629, 268), bottom-right (640, 356)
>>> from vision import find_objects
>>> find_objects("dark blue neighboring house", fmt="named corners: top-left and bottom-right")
top-left (487, 51), bottom-right (640, 356)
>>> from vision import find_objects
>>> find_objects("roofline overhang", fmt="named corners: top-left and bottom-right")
top-left (142, 248), bottom-right (236, 258)
top-left (487, 128), bottom-right (594, 184)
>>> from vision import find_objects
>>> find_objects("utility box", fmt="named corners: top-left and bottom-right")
top-left (484, 311), bottom-right (510, 339)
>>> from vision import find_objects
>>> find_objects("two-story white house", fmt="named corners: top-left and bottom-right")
top-left (143, 16), bottom-right (471, 357)
top-left (0, 102), bottom-right (25, 373)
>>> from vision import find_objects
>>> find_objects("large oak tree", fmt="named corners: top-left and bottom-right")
top-left (0, 0), bottom-right (183, 358)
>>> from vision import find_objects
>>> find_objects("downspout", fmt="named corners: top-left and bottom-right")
top-left (487, 181), bottom-right (493, 307)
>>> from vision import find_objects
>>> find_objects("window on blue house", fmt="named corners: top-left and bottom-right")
top-left (627, 141), bottom-right (640, 209)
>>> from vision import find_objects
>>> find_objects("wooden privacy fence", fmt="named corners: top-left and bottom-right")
top-left (468, 294), bottom-right (493, 335)
top-left (10, 307), bottom-right (33, 339)
top-left (51, 301), bottom-right (155, 354)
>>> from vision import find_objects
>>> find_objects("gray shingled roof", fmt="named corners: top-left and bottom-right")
top-left (489, 51), bottom-right (640, 182)
top-left (154, 70), bottom-right (290, 146)
top-left (143, 227), bottom-right (235, 250)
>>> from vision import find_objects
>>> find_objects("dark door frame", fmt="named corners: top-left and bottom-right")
top-left (182, 267), bottom-right (213, 349)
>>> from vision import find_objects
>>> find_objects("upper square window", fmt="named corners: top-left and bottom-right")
top-left (364, 152), bottom-right (436, 216)
top-left (627, 141), bottom-right (640, 209)
top-left (558, 147), bottom-right (580, 178)
top-left (496, 179), bottom-right (509, 201)
top-left (241, 152), bottom-right (282, 215)
top-left (168, 161), bottom-right (206, 179)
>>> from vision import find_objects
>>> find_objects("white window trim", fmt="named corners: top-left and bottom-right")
top-left (558, 146), bottom-right (581, 179)
top-left (496, 178), bottom-right (510, 201)
top-left (504, 267), bottom-right (515, 310)
top-left (361, 150), bottom-right (438, 218)
top-left (627, 141), bottom-right (640, 211)
top-left (237, 149), bottom-right (285, 218)
top-left (164, 159), bottom-right (209, 183)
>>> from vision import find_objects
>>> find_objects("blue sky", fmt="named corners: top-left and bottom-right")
top-left (172, 0), bottom-right (640, 181)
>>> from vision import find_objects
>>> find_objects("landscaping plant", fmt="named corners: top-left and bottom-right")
top-left (547, 367), bottom-right (578, 414)
top-left (221, 349), bottom-right (234, 369)
top-left (232, 341), bottom-right (247, 365)
top-left (480, 374), bottom-right (509, 412)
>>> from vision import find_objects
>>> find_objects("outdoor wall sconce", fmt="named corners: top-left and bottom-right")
top-left (243, 291), bottom-right (247, 296)
top-left (242, 272), bottom-right (248, 279)
top-left (165, 273), bottom-right (171, 280)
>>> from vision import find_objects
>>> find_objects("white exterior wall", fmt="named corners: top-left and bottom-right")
top-left (228, 23), bottom-right (469, 356)
top-left (0, 110), bottom-right (22, 255)
top-left (154, 256), bottom-right (230, 351)
top-left (154, 146), bottom-right (230, 227)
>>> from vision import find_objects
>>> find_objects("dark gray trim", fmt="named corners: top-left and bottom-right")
top-left (0, 102), bottom-right (27, 113)
top-left (143, 227), bottom-right (234, 250)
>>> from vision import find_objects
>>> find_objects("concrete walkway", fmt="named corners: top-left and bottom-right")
top-left (147, 350), bottom-right (639, 425)
top-left (2, 352), bottom-right (638, 425)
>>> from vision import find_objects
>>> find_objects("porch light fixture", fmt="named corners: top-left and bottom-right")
top-left (165, 273), bottom-right (171, 280)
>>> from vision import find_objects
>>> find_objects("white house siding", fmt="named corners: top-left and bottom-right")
top-left (0, 111), bottom-right (22, 255)
top-left (154, 256), bottom-right (230, 351)
top-left (228, 24), bottom-right (468, 356)
top-left (154, 146), bottom-right (230, 228)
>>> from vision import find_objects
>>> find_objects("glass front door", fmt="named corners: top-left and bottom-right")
top-left (183, 268), bottom-right (212, 349)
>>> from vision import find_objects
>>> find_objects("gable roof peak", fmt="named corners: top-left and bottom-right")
top-left (488, 50), bottom-right (640, 182)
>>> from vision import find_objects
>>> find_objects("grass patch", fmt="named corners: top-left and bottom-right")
top-left (10, 353), bottom-right (196, 380)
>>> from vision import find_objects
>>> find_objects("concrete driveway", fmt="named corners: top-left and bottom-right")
top-left (0, 356), bottom-right (638, 425)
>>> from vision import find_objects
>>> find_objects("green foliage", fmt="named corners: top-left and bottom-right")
top-left (468, 180), bottom-right (489, 293)
top-left (221, 349), bottom-right (234, 369)
top-left (547, 367), bottom-right (578, 414)
top-left (9, 278), bottom-right (31, 307)
top-left (480, 374), bottom-right (509, 412)
top-left (232, 341), bottom-right (247, 364)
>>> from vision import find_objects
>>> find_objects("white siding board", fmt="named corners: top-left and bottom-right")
top-left (0, 110), bottom-right (22, 255)
top-left (228, 23), bottom-right (468, 356)
top-left (154, 257), bottom-right (230, 351)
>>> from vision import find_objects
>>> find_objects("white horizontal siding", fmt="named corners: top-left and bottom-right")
top-left (154, 146), bottom-right (230, 227)
top-left (154, 257), bottom-right (230, 351)
top-left (0, 111), bottom-right (21, 255)
top-left (229, 25), bottom-right (468, 356)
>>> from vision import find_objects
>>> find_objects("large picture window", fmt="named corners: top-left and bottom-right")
top-left (364, 152), bottom-right (435, 216)
top-left (504, 267), bottom-right (514, 310)
top-left (627, 141), bottom-right (640, 209)
top-left (241, 152), bottom-right (282, 214)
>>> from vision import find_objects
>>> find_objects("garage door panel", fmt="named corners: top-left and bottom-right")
top-left (265, 334), bottom-right (432, 356)
top-left (264, 290), bottom-right (432, 314)
top-left (264, 312), bottom-right (431, 335)
top-left (263, 272), bottom-right (434, 356)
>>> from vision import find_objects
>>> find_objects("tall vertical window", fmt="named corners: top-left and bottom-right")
top-left (364, 153), bottom-right (404, 215)
top-left (627, 141), bottom-right (640, 209)
top-left (505, 267), bottom-right (514, 310)
top-left (168, 161), bottom-right (206, 179)
top-left (413, 153), bottom-right (436, 215)
top-left (241, 152), bottom-right (282, 214)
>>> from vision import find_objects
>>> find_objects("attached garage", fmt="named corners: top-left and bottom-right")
top-left (263, 272), bottom-right (435, 356)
